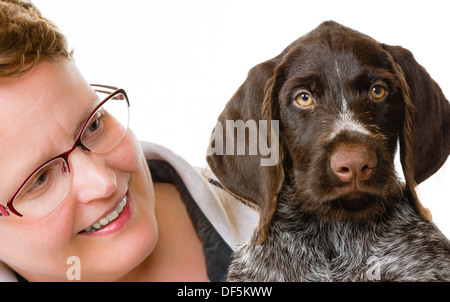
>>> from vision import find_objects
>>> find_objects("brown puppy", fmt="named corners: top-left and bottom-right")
top-left (207, 21), bottom-right (450, 281)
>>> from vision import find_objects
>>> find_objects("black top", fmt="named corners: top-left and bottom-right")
top-left (148, 159), bottom-right (232, 281)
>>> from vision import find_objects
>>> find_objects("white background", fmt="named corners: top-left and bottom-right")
top-left (32, 0), bottom-right (449, 237)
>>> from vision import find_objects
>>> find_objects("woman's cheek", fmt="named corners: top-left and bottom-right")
top-left (1, 209), bottom-right (78, 280)
top-left (109, 130), bottom-right (146, 173)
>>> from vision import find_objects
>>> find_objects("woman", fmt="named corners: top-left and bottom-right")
top-left (0, 0), bottom-right (257, 281)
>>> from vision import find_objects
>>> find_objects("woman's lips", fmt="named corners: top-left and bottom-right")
top-left (79, 192), bottom-right (132, 236)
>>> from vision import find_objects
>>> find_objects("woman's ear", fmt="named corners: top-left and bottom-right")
top-left (206, 60), bottom-right (284, 243)
top-left (384, 44), bottom-right (450, 220)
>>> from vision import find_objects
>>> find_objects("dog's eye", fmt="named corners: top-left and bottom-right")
top-left (369, 85), bottom-right (387, 101)
top-left (295, 92), bottom-right (314, 108)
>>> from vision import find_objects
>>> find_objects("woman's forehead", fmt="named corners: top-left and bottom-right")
top-left (0, 58), bottom-right (95, 123)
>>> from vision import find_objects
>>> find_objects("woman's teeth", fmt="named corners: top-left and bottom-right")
top-left (82, 195), bottom-right (127, 233)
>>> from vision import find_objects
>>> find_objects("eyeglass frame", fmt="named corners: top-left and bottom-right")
top-left (0, 84), bottom-right (130, 217)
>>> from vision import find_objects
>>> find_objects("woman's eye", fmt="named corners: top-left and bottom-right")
top-left (31, 171), bottom-right (49, 191)
top-left (23, 168), bottom-right (52, 197)
top-left (83, 111), bottom-right (105, 137)
top-left (88, 117), bottom-right (100, 132)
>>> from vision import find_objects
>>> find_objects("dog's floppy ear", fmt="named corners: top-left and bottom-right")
top-left (206, 59), bottom-right (284, 243)
top-left (385, 44), bottom-right (450, 220)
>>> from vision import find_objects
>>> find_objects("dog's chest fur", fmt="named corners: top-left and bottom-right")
top-left (227, 193), bottom-right (450, 281)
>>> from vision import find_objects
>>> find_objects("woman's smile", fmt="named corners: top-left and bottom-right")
top-left (78, 191), bottom-right (132, 236)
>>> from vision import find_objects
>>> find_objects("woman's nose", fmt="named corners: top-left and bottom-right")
top-left (69, 149), bottom-right (117, 203)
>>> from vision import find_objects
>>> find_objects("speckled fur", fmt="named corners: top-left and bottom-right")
top-left (227, 188), bottom-right (450, 281)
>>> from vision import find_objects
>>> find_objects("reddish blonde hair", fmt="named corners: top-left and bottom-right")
top-left (0, 0), bottom-right (71, 77)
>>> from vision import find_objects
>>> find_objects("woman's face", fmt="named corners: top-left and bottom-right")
top-left (0, 58), bottom-right (158, 281)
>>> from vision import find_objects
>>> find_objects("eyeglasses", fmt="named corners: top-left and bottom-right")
top-left (0, 84), bottom-right (130, 218)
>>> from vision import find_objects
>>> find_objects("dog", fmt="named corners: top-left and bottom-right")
top-left (206, 21), bottom-right (450, 281)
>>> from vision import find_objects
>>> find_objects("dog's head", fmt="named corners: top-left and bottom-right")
top-left (207, 21), bottom-right (450, 242)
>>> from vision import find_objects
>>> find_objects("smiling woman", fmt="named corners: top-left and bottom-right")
top-left (0, 0), bottom-right (257, 282)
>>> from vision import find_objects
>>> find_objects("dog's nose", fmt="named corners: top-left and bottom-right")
top-left (330, 146), bottom-right (377, 184)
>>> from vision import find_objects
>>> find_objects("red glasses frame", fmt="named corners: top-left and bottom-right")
top-left (0, 84), bottom-right (129, 217)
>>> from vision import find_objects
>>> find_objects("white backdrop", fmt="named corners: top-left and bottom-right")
top-left (32, 0), bottom-right (449, 237)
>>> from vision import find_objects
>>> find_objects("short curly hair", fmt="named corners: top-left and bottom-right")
top-left (0, 0), bottom-right (71, 77)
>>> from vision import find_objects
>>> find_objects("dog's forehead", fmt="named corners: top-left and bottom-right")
top-left (284, 27), bottom-right (391, 81)
top-left (330, 51), bottom-right (361, 82)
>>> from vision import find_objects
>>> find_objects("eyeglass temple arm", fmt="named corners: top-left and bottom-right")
top-left (90, 84), bottom-right (119, 95)
top-left (0, 205), bottom-right (10, 216)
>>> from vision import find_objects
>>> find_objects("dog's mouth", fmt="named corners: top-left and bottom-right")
top-left (297, 174), bottom-right (400, 222)
top-left (339, 191), bottom-right (364, 200)
top-left (310, 178), bottom-right (401, 223)
top-left (327, 193), bottom-right (383, 218)
top-left (330, 182), bottom-right (382, 200)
